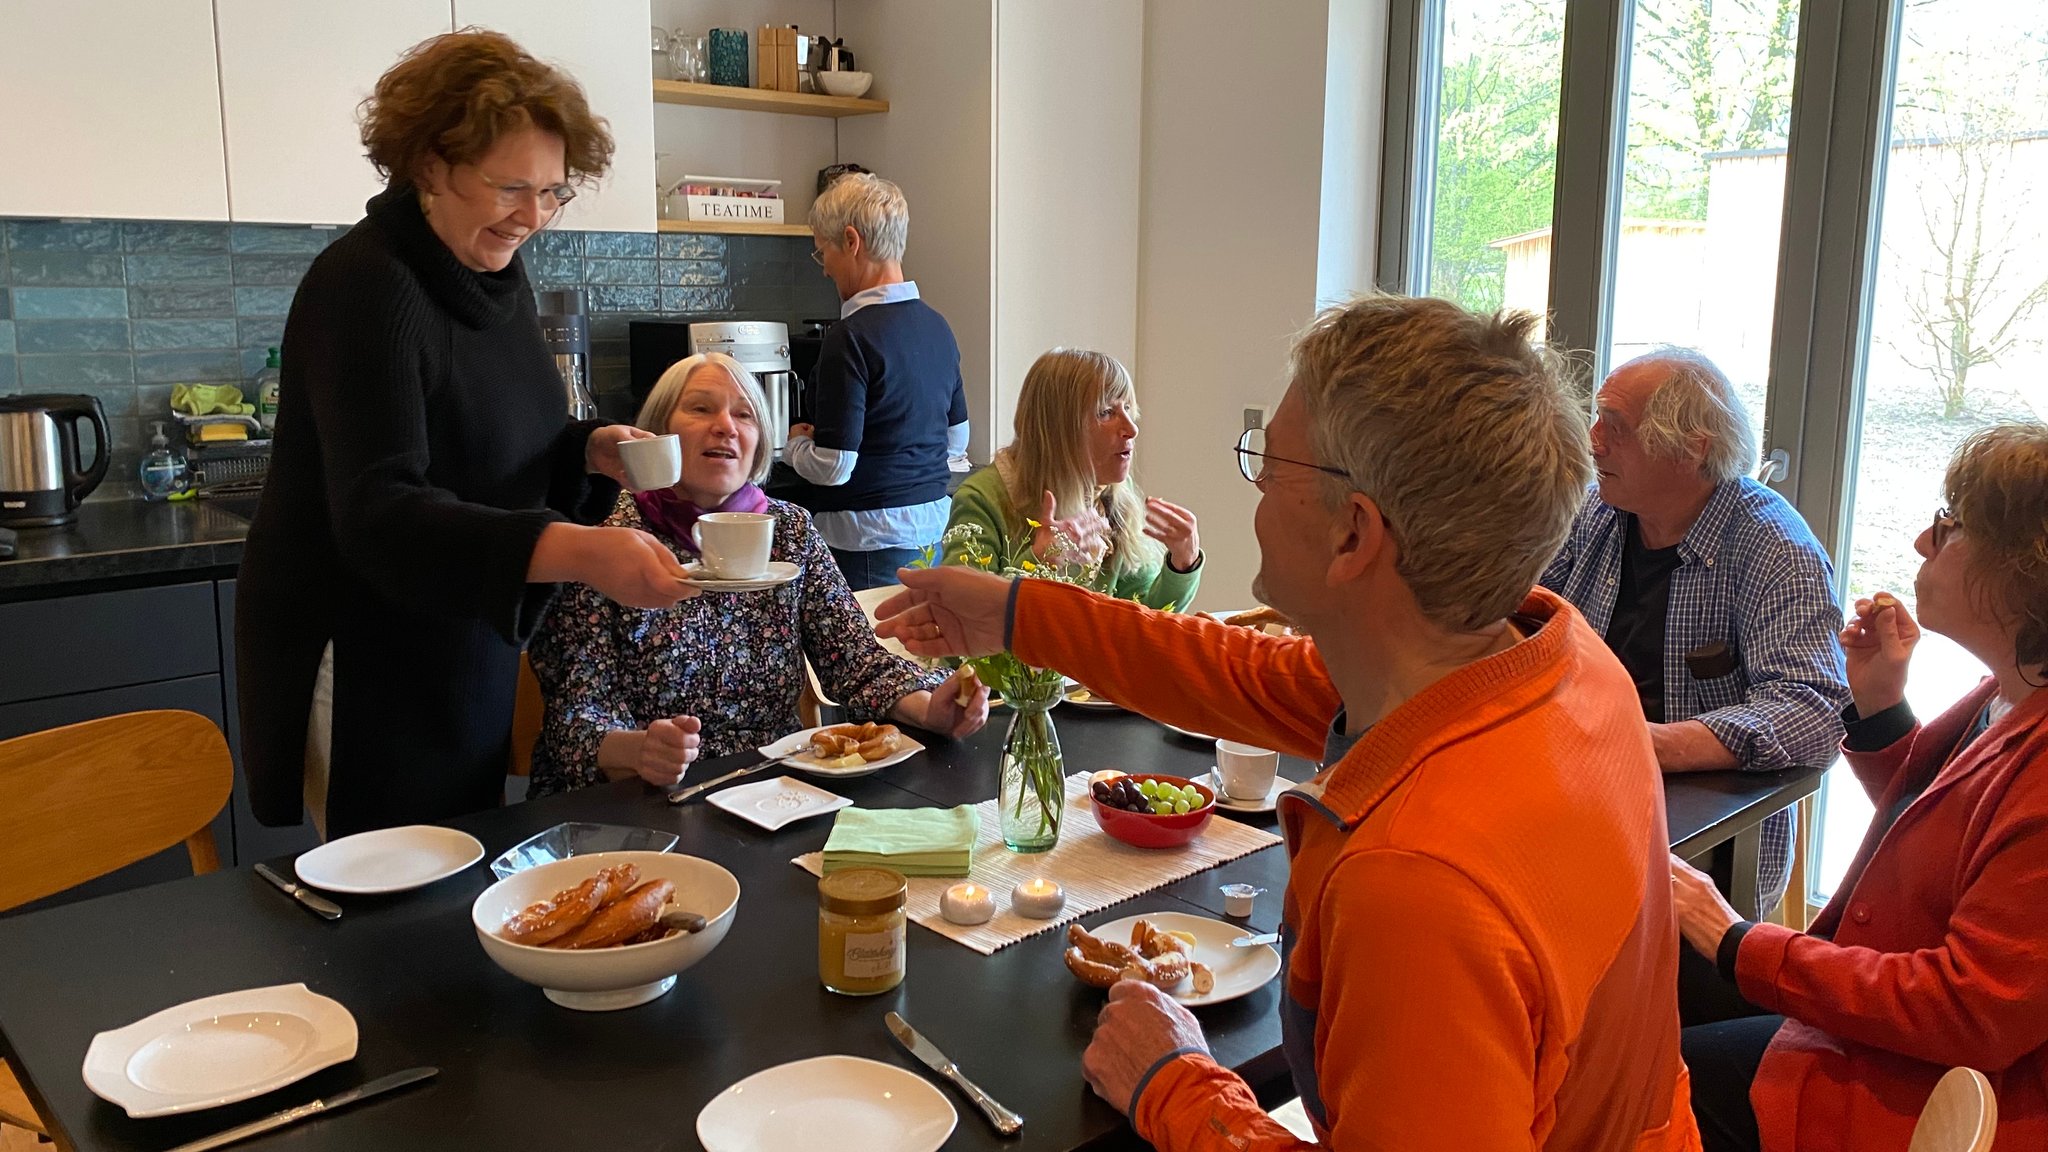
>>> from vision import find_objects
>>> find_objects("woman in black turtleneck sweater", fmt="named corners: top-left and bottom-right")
top-left (238, 31), bottom-right (697, 839)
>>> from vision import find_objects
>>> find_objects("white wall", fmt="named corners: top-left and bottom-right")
top-left (992, 0), bottom-right (1144, 447)
top-left (1318, 0), bottom-right (1387, 305)
top-left (1136, 0), bottom-right (1332, 608)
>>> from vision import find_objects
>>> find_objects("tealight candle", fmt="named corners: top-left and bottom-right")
top-left (939, 881), bottom-right (995, 926)
top-left (1011, 877), bottom-right (1066, 919)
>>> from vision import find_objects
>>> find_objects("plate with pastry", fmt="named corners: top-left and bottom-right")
top-left (758, 722), bottom-right (925, 778)
top-left (1065, 911), bottom-right (1280, 1006)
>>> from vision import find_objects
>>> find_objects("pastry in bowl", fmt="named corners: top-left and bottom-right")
top-left (473, 850), bottom-right (739, 1011)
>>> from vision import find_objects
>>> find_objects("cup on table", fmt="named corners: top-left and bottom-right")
top-left (692, 512), bottom-right (775, 579)
top-left (617, 433), bottom-right (683, 492)
top-left (1214, 740), bottom-right (1279, 801)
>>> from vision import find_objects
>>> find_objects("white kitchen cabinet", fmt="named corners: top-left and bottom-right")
top-left (0, 0), bottom-right (229, 221)
top-left (215, 0), bottom-right (454, 225)
top-left (454, 0), bottom-right (656, 232)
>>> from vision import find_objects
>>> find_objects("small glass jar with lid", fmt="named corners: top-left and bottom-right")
top-left (817, 867), bottom-right (907, 995)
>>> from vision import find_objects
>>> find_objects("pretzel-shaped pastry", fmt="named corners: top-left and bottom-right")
top-left (498, 863), bottom-right (640, 946)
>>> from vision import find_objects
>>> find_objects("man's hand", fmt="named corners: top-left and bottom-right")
top-left (1670, 853), bottom-right (1744, 958)
top-left (1649, 719), bottom-right (1740, 774)
top-left (873, 566), bottom-right (1014, 658)
top-left (584, 424), bottom-right (656, 485)
top-left (1081, 980), bottom-right (1210, 1116)
top-left (1841, 593), bottom-right (1920, 718)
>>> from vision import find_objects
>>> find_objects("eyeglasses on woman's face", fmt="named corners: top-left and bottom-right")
top-left (1234, 427), bottom-right (1351, 486)
top-left (1930, 506), bottom-right (1959, 553)
top-left (470, 170), bottom-right (577, 211)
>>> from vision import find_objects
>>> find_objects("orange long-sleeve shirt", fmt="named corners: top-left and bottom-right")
top-left (1011, 581), bottom-right (1702, 1151)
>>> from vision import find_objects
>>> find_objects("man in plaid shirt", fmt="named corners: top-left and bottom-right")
top-left (1541, 348), bottom-right (1847, 1018)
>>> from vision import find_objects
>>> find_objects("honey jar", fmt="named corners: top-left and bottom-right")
top-left (817, 867), bottom-right (908, 995)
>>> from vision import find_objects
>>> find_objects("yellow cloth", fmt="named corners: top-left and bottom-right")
top-left (170, 383), bottom-right (254, 416)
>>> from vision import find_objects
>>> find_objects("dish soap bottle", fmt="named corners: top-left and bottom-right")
top-left (138, 422), bottom-right (190, 501)
top-left (255, 347), bottom-right (282, 434)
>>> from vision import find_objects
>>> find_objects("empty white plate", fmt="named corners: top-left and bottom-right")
top-left (81, 983), bottom-right (357, 1118)
top-left (681, 560), bottom-right (801, 593)
top-left (294, 825), bottom-right (484, 895)
top-left (697, 1055), bottom-right (955, 1152)
top-left (707, 775), bottom-right (852, 831)
top-left (758, 726), bottom-right (925, 778)
top-left (1087, 911), bottom-right (1281, 1006)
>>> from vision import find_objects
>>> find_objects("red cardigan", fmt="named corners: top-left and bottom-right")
top-left (1736, 680), bottom-right (2048, 1151)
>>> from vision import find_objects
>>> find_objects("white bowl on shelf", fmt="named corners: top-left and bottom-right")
top-left (472, 850), bottom-right (740, 1011)
top-left (817, 71), bottom-right (873, 98)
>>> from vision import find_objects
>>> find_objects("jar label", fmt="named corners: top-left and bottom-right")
top-left (843, 925), bottom-right (904, 979)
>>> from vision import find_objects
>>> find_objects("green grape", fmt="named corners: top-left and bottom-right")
top-left (1181, 786), bottom-right (1203, 806)
top-left (1150, 799), bottom-right (1173, 815)
top-left (1138, 780), bottom-right (1159, 799)
top-left (1172, 798), bottom-right (1192, 815)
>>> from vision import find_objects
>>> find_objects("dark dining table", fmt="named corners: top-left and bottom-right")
top-left (0, 707), bottom-right (1822, 1152)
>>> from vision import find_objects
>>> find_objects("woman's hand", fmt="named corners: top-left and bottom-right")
top-left (789, 423), bottom-right (815, 441)
top-left (1840, 593), bottom-right (1921, 718)
top-left (1669, 853), bottom-right (1744, 959)
top-left (598, 715), bottom-right (702, 789)
top-left (1031, 490), bottom-right (1109, 568)
top-left (899, 666), bottom-right (992, 739)
top-left (584, 424), bottom-right (656, 486)
top-left (537, 525), bottom-right (697, 610)
top-left (1144, 498), bottom-right (1201, 572)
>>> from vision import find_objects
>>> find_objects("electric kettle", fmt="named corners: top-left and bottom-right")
top-left (0, 394), bottom-right (111, 527)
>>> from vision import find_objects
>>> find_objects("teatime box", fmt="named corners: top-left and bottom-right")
top-left (675, 174), bottom-right (784, 225)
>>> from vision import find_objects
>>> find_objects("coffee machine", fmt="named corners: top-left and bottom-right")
top-left (537, 289), bottom-right (597, 420)
top-left (686, 321), bottom-right (798, 457)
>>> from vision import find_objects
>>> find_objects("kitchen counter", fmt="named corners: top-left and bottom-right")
top-left (0, 498), bottom-right (251, 599)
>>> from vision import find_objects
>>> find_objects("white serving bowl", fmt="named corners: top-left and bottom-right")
top-left (817, 70), bottom-right (873, 98)
top-left (472, 850), bottom-right (739, 1011)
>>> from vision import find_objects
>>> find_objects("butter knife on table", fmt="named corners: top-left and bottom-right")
top-left (165, 1067), bottom-right (437, 1152)
top-left (886, 1011), bottom-right (1024, 1136)
top-left (667, 755), bottom-right (796, 805)
top-left (253, 862), bottom-right (342, 920)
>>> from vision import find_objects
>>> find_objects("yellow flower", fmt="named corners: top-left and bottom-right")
top-left (1020, 559), bottom-right (1038, 572)
top-left (1025, 518), bottom-right (1042, 529)
top-left (978, 553), bottom-right (993, 565)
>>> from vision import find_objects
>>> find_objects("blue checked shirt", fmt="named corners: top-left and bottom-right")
top-left (1540, 477), bottom-right (1849, 913)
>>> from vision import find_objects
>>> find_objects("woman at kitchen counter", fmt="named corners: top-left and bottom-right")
top-left (526, 354), bottom-right (989, 795)
top-left (944, 348), bottom-right (1202, 610)
top-left (237, 30), bottom-right (695, 839)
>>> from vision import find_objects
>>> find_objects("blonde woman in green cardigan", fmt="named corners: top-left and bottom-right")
top-left (945, 348), bottom-right (1203, 609)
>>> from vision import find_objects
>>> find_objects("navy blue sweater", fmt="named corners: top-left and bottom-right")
top-left (788, 298), bottom-right (966, 514)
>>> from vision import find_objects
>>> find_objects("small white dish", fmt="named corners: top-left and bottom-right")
top-left (1203, 770), bottom-right (1285, 814)
top-left (81, 983), bottom-right (357, 1118)
top-left (707, 775), bottom-right (851, 831)
top-left (294, 825), bottom-right (484, 895)
top-left (681, 559), bottom-right (800, 593)
top-left (1086, 911), bottom-right (1281, 1006)
top-left (757, 725), bottom-right (925, 778)
top-left (815, 70), bottom-right (874, 99)
top-left (697, 1054), bottom-right (955, 1152)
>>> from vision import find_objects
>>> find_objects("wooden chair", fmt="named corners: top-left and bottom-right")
top-left (0, 710), bottom-right (234, 1139)
top-left (1910, 1067), bottom-right (1998, 1152)
top-left (509, 653), bottom-right (543, 783)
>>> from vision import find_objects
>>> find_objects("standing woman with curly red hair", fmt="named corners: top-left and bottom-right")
top-left (237, 30), bottom-right (697, 839)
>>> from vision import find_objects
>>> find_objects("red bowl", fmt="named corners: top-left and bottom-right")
top-left (1091, 773), bottom-right (1216, 849)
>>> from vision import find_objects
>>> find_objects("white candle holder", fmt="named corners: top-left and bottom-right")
top-left (1010, 878), bottom-right (1066, 919)
top-left (939, 882), bottom-right (995, 926)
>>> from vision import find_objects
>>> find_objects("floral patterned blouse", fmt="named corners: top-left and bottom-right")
top-left (526, 494), bottom-right (944, 797)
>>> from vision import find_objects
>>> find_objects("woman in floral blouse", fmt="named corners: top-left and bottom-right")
top-left (528, 353), bottom-right (989, 796)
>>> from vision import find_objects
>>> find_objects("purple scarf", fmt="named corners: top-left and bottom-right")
top-left (632, 484), bottom-right (771, 555)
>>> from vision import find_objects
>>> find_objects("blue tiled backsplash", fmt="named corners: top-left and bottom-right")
top-left (0, 218), bottom-right (840, 499)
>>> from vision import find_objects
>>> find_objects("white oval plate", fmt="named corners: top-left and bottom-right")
top-left (698, 1055), bottom-right (956, 1152)
top-left (756, 725), bottom-right (925, 778)
top-left (81, 983), bottom-right (357, 1118)
top-left (1062, 684), bottom-right (1123, 711)
top-left (707, 775), bottom-right (852, 831)
top-left (681, 560), bottom-right (800, 593)
top-left (1162, 720), bottom-right (1220, 742)
top-left (294, 824), bottom-right (484, 895)
top-left (1086, 911), bottom-right (1281, 1006)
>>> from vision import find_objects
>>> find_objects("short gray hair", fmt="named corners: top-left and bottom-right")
top-left (634, 352), bottom-right (774, 484)
top-left (808, 172), bottom-right (908, 264)
top-left (1620, 347), bottom-right (1759, 483)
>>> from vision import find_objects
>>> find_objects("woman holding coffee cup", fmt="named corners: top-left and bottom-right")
top-left (526, 353), bottom-right (992, 794)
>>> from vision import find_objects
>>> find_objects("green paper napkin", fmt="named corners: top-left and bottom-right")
top-left (821, 805), bottom-right (979, 876)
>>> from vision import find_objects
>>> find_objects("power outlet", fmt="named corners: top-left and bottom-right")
top-left (1242, 405), bottom-right (1270, 432)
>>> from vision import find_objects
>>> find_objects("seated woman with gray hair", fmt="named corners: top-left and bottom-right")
top-left (527, 352), bottom-right (989, 796)
top-left (783, 172), bottom-right (970, 591)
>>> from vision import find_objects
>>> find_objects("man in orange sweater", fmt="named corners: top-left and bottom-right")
top-left (879, 295), bottom-right (1702, 1150)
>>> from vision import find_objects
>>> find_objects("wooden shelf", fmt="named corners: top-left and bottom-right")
top-left (652, 79), bottom-right (887, 118)
top-left (656, 218), bottom-right (810, 237)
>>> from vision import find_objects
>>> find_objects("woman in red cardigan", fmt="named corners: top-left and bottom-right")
top-left (1671, 422), bottom-right (2048, 1152)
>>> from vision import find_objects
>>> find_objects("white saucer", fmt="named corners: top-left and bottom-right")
top-left (81, 983), bottom-right (357, 1118)
top-left (293, 825), bottom-right (484, 894)
top-left (757, 725), bottom-right (925, 778)
top-left (707, 775), bottom-right (852, 831)
top-left (1084, 911), bottom-right (1281, 1006)
top-left (698, 1055), bottom-right (956, 1152)
top-left (1203, 770), bottom-right (1285, 814)
top-left (682, 560), bottom-right (800, 593)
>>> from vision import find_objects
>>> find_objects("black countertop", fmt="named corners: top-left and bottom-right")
top-left (0, 498), bottom-right (252, 598)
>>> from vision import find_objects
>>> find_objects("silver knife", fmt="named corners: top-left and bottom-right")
top-left (253, 862), bottom-right (342, 920)
top-left (164, 1066), bottom-right (437, 1152)
top-left (667, 756), bottom-right (792, 805)
top-left (886, 1011), bottom-right (1024, 1136)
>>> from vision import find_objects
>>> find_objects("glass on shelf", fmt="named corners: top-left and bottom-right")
top-left (667, 31), bottom-right (707, 84)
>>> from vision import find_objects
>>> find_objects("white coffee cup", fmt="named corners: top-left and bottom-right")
top-left (1214, 740), bottom-right (1280, 801)
top-left (617, 433), bottom-right (683, 492)
top-left (691, 511), bottom-right (775, 579)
